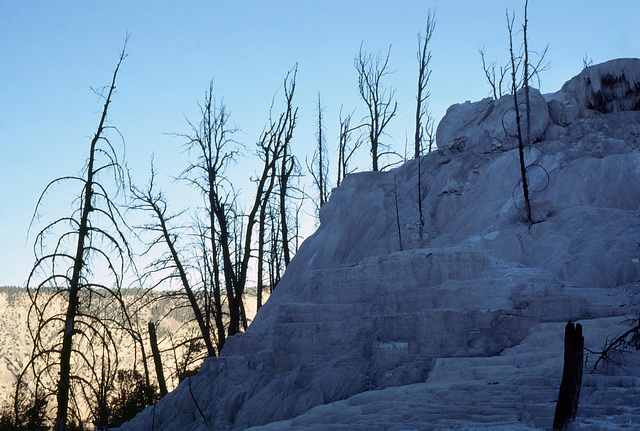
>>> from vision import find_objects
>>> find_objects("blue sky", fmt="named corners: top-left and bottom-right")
top-left (1, 1), bottom-right (639, 287)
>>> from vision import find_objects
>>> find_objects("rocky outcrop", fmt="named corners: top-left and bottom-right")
top-left (116, 59), bottom-right (640, 431)
top-left (561, 58), bottom-right (640, 116)
top-left (436, 88), bottom-right (549, 156)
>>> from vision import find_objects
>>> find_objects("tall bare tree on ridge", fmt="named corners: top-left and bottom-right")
top-left (19, 41), bottom-right (133, 431)
top-left (355, 44), bottom-right (397, 172)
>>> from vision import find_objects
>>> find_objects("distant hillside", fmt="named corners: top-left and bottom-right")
top-left (0, 285), bottom-right (263, 408)
top-left (0, 286), bottom-right (32, 403)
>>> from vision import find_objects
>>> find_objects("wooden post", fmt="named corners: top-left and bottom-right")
top-left (553, 321), bottom-right (584, 430)
top-left (148, 322), bottom-right (168, 397)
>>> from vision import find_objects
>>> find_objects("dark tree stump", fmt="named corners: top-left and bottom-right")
top-left (149, 321), bottom-right (168, 397)
top-left (553, 321), bottom-right (584, 430)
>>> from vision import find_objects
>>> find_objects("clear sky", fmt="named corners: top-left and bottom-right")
top-left (1, 1), bottom-right (639, 287)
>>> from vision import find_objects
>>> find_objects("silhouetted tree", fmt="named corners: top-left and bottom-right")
top-left (178, 80), bottom-right (243, 341)
top-left (178, 69), bottom-right (297, 336)
top-left (130, 164), bottom-right (217, 357)
top-left (255, 111), bottom-right (288, 310)
top-left (336, 108), bottom-right (363, 188)
top-left (147, 321), bottom-right (168, 397)
top-left (506, 8), bottom-right (532, 224)
top-left (553, 322), bottom-right (584, 430)
top-left (414, 10), bottom-right (436, 244)
top-left (307, 93), bottom-right (330, 211)
top-left (275, 68), bottom-right (299, 270)
top-left (355, 44), bottom-right (397, 171)
top-left (414, 10), bottom-right (436, 159)
top-left (19, 41), bottom-right (132, 431)
top-left (480, 47), bottom-right (509, 100)
top-left (592, 315), bottom-right (640, 373)
top-left (256, 157), bottom-right (277, 311)
top-left (506, 0), bottom-right (548, 225)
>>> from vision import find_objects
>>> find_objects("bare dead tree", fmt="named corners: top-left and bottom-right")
top-left (523, 0), bottom-right (533, 152)
top-left (481, 3), bottom-right (547, 102)
top-left (355, 44), bottom-right (398, 172)
top-left (275, 68), bottom-right (299, 270)
top-left (18, 41), bottom-right (133, 431)
top-left (164, 68), bottom-right (297, 339)
top-left (521, 1), bottom-right (549, 144)
top-left (480, 47), bottom-right (509, 99)
top-left (553, 322), bottom-right (584, 430)
top-left (268, 203), bottom-right (284, 293)
top-left (506, 0), bottom-right (549, 225)
top-left (220, 67), bottom-right (297, 331)
top-left (130, 164), bottom-right (217, 358)
top-left (393, 176), bottom-right (403, 251)
top-left (414, 10), bottom-right (436, 159)
top-left (292, 191), bottom-right (306, 254)
top-left (507, 10), bottom-right (532, 225)
top-left (255, 116), bottom-right (283, 311)
top-left (231, 67), bottom-right (297, 333)
top-left (192, 217), bottom-right (226, 349)
top-left (336, 107), bottom-right (363, 188)
top-left (279, 154), bottom-right (295, 269)
top-left (591, 315), bottom-right (640, 373)
top-left (413, 10), bottom-right (436, 244)
top-left (316, 94), bottom-right (328, 207)
top-left (306, 92), bottom-right (330, 212)
top-left (424, 114), bottom-right (436, 153)
top-left (256, 155), bottom-right (277, 311)
top-left (147, 322), bottom-right (168, 397)
top-left (178, 81), bottom-right (242, 342)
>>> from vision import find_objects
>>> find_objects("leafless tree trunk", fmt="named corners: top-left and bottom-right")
top-left (274, 69), bottom-right (298, 270)
top-left (336, 108), bottom-right (362, 188)
top-left (256, 145), bottom-right (278, 311)
top-left (176, 68), bottom-right (297, 338)
top-left (523, 0), bottom-right (532, 150)
top-left (19, 41), bottom-right (134, 431)
top-left (148, 322), bottom-right (168, 397)
top-left (506, 0), bottom-right (548, 225)
top-left (393, 176), bottom-right (403, 251)
top-left (507, 10), bottom-right (532, 225)
top-left (279, 148), bottom-right (294, 268)
top-left (130, 167), bottom-right (217, 358)
top-left (479, 47), bottom-right (508, 100)
top-left (256, 174), bottom-right (273, 311)
top-left (178, 81), bottom-right (242, 341)
top-left (553, 322), bottom-right (584, 430)
top-left (268, 206), bottom-right (283, 293)
top-left (414, 10), bottom-right (436, 160)
top-left (234, 67), bottom-right (297, 333)
top-left (194, 218), bottom-right (226, 349)
top-left (355, 44), bottom-right (397, 171)
top-left (307, 92), bottom-right (330, 211)
top-left (414, 11), bottom-right (436, 244)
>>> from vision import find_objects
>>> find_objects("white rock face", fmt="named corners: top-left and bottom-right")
top-left (116, 59), bottom-right (640, 430)
top-left (436, 88), bottom-right (549, 155)
top-left (561, 58), bottom-right (640, 116)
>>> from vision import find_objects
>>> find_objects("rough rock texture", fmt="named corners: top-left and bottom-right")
top-left (436, 88), bottom-right (549, 155)
top-left (116, 59), bottom-right (640, 430)
top-left (247, 317), bottom-right (640, 430)
top-left (561, 58), bottom-right (640, 116)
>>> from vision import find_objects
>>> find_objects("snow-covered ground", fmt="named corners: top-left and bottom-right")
top-left (116, 58), bottom-right (640, 430)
